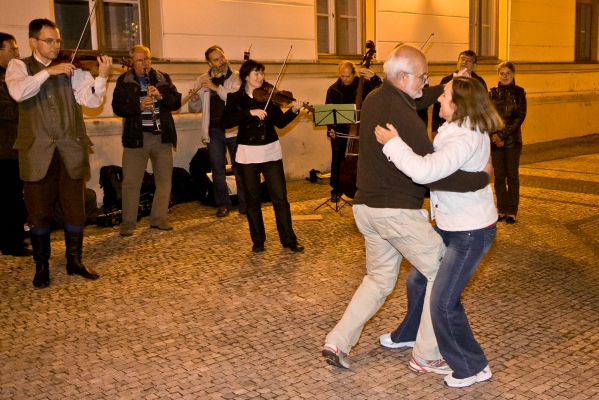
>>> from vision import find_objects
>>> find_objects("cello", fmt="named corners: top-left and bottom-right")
top-left (337, 40), bottom-right (376, 199)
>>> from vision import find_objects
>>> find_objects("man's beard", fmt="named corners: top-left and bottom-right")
top-left (212, 60), bottom-right (230, 76)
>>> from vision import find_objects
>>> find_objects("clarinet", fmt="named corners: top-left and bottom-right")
top-left (144, 68), bottom-right (162, 134)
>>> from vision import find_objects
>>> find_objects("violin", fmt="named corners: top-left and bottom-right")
top-left (50, 49), bottom-right (103, 76)
top-left (253, 81), bottom-right (314, 114)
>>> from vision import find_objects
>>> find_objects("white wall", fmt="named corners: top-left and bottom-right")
top-left (159, 0), bottom-right (316, 61)
top-left (375, 0), bottom-right (470, 62)
top-left (508, 0), bottom-right (575, 62)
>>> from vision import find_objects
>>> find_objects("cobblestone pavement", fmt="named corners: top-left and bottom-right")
top-left (2, 136), bottom-right (599, 400)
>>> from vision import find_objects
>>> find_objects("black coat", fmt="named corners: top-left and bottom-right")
top-left (489, 80), bottom-right (527, 148)
top-left (324, 75), bottom-right (382, 136)
top-left (112, 68), bottom-right (181, 149)
top-left (221, 89), bottom-right (298, 146)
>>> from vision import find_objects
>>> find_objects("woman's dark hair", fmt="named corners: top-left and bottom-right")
top-left (451, 76), bottom-right (504, 134)
top-left (239, 59), bottom-right (265, 85)
top-left (497, 61), bottom-right (516, 74)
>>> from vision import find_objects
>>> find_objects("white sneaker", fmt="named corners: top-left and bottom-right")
top-left (444, 365), bottom-right (492, 388)
top-left (409, 353), bottom-right (453, 375)
top-left (379, 333), bottom-right (415, 349)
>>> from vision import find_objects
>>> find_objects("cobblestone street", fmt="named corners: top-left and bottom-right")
top-left (2, 135), bottom-right (599, 400)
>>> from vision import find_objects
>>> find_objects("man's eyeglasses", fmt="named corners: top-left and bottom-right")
top-left (407, 72), bottom-right (428, 82)
top-left (134, 57), bottom-right (151, 64)
top-left (37, 38), bottom-right (62, 46)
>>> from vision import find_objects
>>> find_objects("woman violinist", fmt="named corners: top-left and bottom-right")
top-left (221, 59), bottom-right (304, 254)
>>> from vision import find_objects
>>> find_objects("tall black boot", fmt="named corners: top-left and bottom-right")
top-left (31, 233), bottom-right (51, 288)
top-left (64, 231), bottom-right (99, 280)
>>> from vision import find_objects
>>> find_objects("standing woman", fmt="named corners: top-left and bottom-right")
top-left (489, 62), bottom-right (527, 224)
top-left (221, 59), bottom-right (304, 254)
top-left (374, 77), bottom-right (504, 388)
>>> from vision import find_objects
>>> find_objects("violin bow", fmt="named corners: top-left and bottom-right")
top-left (71, 0), bottom-right (97, 63)
top-left (264, 46), bottom-right (293, 111)
top-left (420, 33), bottom-right (434, 51)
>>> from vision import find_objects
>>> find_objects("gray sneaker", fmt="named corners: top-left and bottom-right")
top-left (409, 353), bottom-right (453, 375)
top-left (322, 343), bottom-right (350, 369)
top-left (379, 333), bottom-right (415, 349)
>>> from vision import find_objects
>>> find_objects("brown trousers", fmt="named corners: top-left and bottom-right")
top-left (24, 149), bottom-right (86, 228)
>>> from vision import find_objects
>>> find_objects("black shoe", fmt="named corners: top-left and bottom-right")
top-left (497, 214), bottom-right (507, 222)
top-left (506, 215), bottom-right (517, 224)
top-left (283, 242), bottom-right (304, 253)
top-left (252, 244), bottom-right (265, 253)
top-left (64, 232), bottom-right (99, 280)
top-left (31, 233), bottom-right (51, 288)
top-left (216, 207), bottom-right (230, 218)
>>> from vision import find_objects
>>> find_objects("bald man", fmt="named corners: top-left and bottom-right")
top-left (322, 45), bottom-right (490, 372)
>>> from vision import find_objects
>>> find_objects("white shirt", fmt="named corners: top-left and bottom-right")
top-left (382, 119), bottom-right (497, 231)
top-left (6, 52), bottom-right (107, 108)
top-left (235, 141), bottom-right (283, 164)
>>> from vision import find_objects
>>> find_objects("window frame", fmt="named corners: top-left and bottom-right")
top-left (53, 0), bottom-right (149, 57)
top-left (470, 0), bottom-right (499, 60)
top-left (575, 0), bottom-right (595, 61)
top-left (316, 0), bottom-right (365, 58)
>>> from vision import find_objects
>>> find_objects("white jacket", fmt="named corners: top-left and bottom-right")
top-left (188, 68), bottom-right (241, 143)
top-left (382, 119), bottom-right (497, 231)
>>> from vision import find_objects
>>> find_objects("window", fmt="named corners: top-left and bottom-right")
top-left (470, 0), bottom-right (498, 58)
top-left (575, 0), bottom-right (593, 60)
top-left (317, 0), bottom-right (361, 55)
top-left (54, 0), bottom-right (146, 53)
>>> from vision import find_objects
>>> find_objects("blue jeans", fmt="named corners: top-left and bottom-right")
top-left (431, 225), bottom-right (496, 378)
top-left (390, 224), bottom-right (497, 369)
top-left (237, 160), bottom-right (296, 246)
top-left (208, 127), bottom-right (246, 212)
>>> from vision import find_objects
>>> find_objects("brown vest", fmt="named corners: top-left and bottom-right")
top-left (14, 56), bottom-right (92, 182)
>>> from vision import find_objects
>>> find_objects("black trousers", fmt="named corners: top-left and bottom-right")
top-left (491, 145), bottom-right (522, 215)
top-left (0, 159), bottom-right (26, 251)
top-left (237, 160), bottom-right (297, 246)
top-left (330, 137), bottom-right (348, 196)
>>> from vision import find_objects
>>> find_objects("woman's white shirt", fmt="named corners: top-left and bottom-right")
top-left (382, 119), bottom-right (497, 231)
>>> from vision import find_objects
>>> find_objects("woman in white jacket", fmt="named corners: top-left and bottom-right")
top-left (374, 76), bottom-right (504, 388)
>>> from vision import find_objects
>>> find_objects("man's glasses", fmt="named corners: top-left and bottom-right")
top-left (407, 72), bottom-right (428, 82)
top-left (134, 57), bottom-right (151, 64)
top-left (37, 38), bottom-right (62, 46)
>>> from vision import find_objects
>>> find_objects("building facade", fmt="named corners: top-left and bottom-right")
top-left (2, 0), bottom-right (598, 196)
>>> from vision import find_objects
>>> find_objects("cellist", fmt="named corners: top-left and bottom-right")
top-left (325, 61), bottom-right (381, 201)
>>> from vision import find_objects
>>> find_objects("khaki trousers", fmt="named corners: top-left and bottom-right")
top-left (121, 133), bottom-right (173, 229)
top-left (325, 204), bottom-right (445, 360)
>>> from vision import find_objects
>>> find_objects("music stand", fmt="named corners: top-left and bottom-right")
top-left (312, 104), bottom-right (356, 213)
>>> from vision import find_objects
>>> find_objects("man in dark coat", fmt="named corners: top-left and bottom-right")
top-left (324, 61), bottom-right (381, 200)
top-left (0, 32), bottom-right (28, 257)
top-left (112, 45), bottom-right (181, 237)
top-left (431, 50), bottom-right (487, 135)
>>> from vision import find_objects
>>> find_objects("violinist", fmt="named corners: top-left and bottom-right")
top-left (221, 59), bottom-right (304, 254)
top-left (6, 18), bottom-right (112, 288)
top-left (112, 45), bottom-right (181, 237)
top-left (188, 45), bottom-right (245, 218)
top-left (325, 61), bottom-right (381, 201)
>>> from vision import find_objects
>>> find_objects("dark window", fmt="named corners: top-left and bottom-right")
top-left (575, 0), bottom-right (593, 60)
top-left (470, 0), bottom-right (498, 58)
top-left (54, 0), bottom-right (145, 53)
top-left (317, 0), bottom-right (361, 55)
